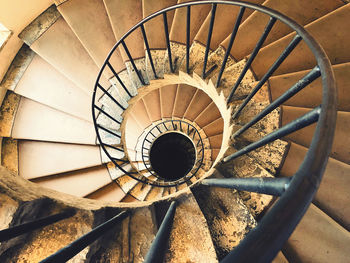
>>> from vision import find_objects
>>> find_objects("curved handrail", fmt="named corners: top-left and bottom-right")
top-left (92, 1), bottom-right (337, 261)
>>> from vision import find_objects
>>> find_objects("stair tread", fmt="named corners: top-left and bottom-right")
top-left (18, 140), bottom-right (102, 179)
top-left (31, 165), bottom-right (112, 198)
top-left (269, 62), bottom-right (350, 111)
top-left (192, 169), bottom-right (256, 260)
top-left (281, 105), bottom-right (350, 164)
top-left (283, 204), bottom-right (350, 263)
top-left (14, 54), bottom-right (92, 122)
top-left (85, 181), bottom-right (125, 202)
top-left (12, 97), bottom-right (96, 145)
top-left (252, 4), bottom-right (350, 78)
top-left (221, 0), bottom-right (344, 61)
top-left (29, 16), bottom-right (107, 93)
top-left (143, 89), bottom-right (162, 122)
top-left (173, 84), bottom-right (196, 118)
top-left (57, 0), bottom-right (123, 74)
top-left (160, 84), bottom-right (178, 118)
top-left (280, 142), bottom-right (350, 230)
top-left (104, 0), bottom-right (144, 61)
top-left (155, 193), bottom-right (218, 262)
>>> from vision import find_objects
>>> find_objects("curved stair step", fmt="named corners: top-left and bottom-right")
top-left (13, 54), bottom-right (92, 122)
top-left (56, 0), bottom-right (124, 75)
top-left (172, 84), bottom-right (196, 118)
top-left (268, 62), bottom-right (350, 111)
top-left (281, 106), bottom-right (350, 164)
top-left (280, 142), bottom-right (350, 231)
top-left (283, 204), bottom-right (350, 263)
top-left (160, 84), bottom-right (178, 118)
top-left (20, 8), bottom-right (109, 94)
top-left (31, 165), bottom-right (112, 198)
top-left (103, 0), bottom-right (144, 63)
top-left (11, 98), bottom-right (96, 144)
top-left (143, 89), bottom-right (162, 122)
top-left (183, 88), bottom-right (212, 121)
top-left (221, 0), bottom-right (345, 61)
top-left (85, 182), bottom-right (125, 202)
top-left (192, 169), bottom-right (256, 260)
top-left (18, 140), bottom-right (103, 179)
top-left (202, 117), bottom-right (224, 137)
top-left (251, 4), bottom-right (350, 78)
top-left (194, 101), bottom-right (221, 128)
top-left (154, 193), bottom-right (218, 262)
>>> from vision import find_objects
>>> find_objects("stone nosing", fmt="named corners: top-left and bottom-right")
top-left (0, 44), bottom-right (35, 91)
top-left (18, 4), bottom-right (61, 46)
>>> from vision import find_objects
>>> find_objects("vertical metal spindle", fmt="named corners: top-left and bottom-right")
top-left (0, 209), bottom-right (76, 242)
top-left (186, 6), bottom-right (191, 73)
top-left (223, 106), bottom-right (321, 163)
top-left (144, 201), bottom-right (177, 263)
top-left (40, 211), bottom-right (129, 263)
top-left (216, 7), bottom-right (245, 87)
top-left (163, 12), bottom-right (174, 73)
top-left (106, 61), bottom-right (133, 98)
top-left (233, 66), bottom-right (321, 138)
top-left (227, 17), bottom-right (277, 103)
top-left (232, 34), bottom-right (303, 119)
top-left (202, 3), bottom-right (217, 78)
top-left (121, 40), bottom-right (145, 85)
top-left (141, 24), bottom-right (158, 78)
top-left (97, 84), bottom-right (126, 110)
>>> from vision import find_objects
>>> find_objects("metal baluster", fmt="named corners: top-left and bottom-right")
top-left (163, 12), bottom-right (174, 73)
top-left (97, 124), bottom-right (121, 138)
top-left (144, 201), bottom-right (177, 263)
top-left (202, 3), bottom-right (217, 78)
top-left (141, 24), bottom-right (158, 78)
top-left (233, 66), bottom-right (321, 138)
top-left (106, 61), bottom-right (132, 98)
top-left (40, 211), bottom-right (129, 263)
top-left (94, 105), bottom-right (121, 125)
top-left (224, 106), bottom-right (321, 163)
top-left (97, 84), bottom-right (125, 111)
top-left (0, 209), bottom-right (76, 242)
top-left (202, 177), bottom-right (292, 196)
top-left (216, 7), bottom-right (245, 87)
top-left (121, 40), bottom-right (145, 85)
top-left (186, 6), bottom-right (191, 73)
top-left (232, 35), bottom-right (303, 119)
top-left (227, 17), bottom-right (277, 103)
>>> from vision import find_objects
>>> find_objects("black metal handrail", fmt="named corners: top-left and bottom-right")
top-left (91, 1), bottom-right (336, 262)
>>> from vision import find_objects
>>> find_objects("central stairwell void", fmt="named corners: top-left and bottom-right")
top-left (2, 0), bottom-right (348, 262)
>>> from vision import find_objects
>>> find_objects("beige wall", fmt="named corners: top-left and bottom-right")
top-left (0, 0), bottom-right (52, 83)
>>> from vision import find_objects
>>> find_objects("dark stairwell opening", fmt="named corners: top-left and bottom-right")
top-left (149, 132), bottom-right (196, 181)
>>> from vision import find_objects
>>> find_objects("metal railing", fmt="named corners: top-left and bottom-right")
top-left (88, 1), bottom-right (337, 262)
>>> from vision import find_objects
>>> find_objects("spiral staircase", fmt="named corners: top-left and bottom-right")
top-left (0, 0), bottom-right (349, 262)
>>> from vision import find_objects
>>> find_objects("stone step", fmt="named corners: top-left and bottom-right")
top-left (194, 101), bottom-right (221, 128)
top-left (283, 204), bottom-right (350, 263)
top-left (172, 84), bottom-right (197, 118)
top-left (191, 169), bottom-right (256, 260)
top-left (154, 193), bottom-right (218, 262)
top-left (202, 117), bottom-right (224, 137)
top-left (56, 0), bottom-right (123, 75)
top-left (19, 6), bottom-right (109, 94)
top-left (251, 4), bottom-right (350, 78)
top-left (85, 182), bottom-right (126, 202)
top-left (281, 106), bottom-right (350, 164)
top-left (103, 0), bottom-right (144, 63)
top-left (160, 84), bottom-right (178, 118)
top-left (268, 62), bottom-right (350, 112)
top-left (183, 88), bottom-right (212, 121)
top-left (143, 88), bottom-right (162, 122)
top-left (85, 206), bottom-right (156, 263)
top-left (18, 140), bottom-right (103, 179)
top-left (11, 97), bottom-right (96, 144)
top-left (220, 0), bottom-right (345, 61)
top-left (280, 142), bottom-right (350, 231)
top-left (30, 165), bottom-right (112, 198)
top-left (12, 54), bottom-right (92, 122)
top-left (0, 199), bottom-right (94, 262)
